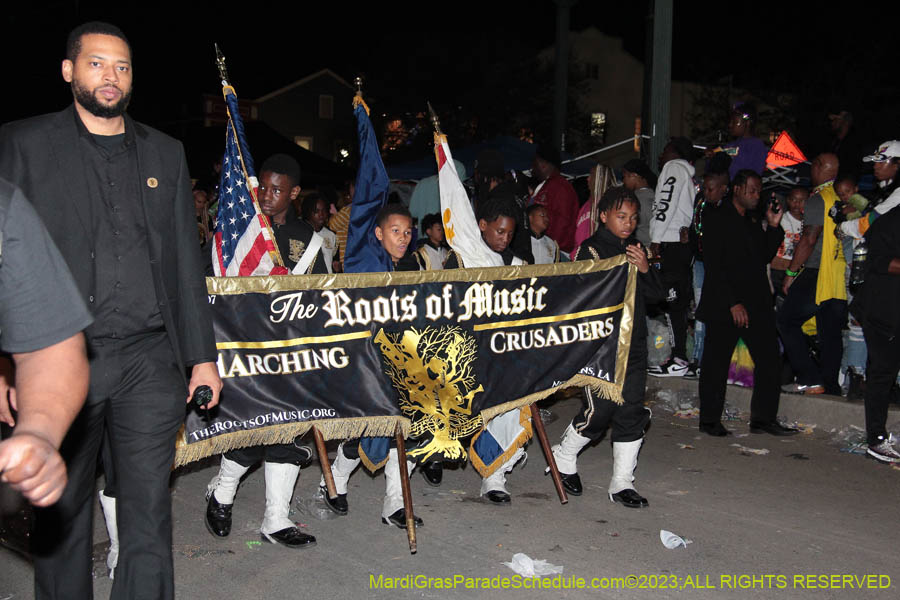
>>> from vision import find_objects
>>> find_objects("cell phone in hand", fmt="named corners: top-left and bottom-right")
top-left (769, 193), bottom-right (781, 213)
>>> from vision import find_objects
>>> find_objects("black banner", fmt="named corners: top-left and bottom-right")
top-left (175, 258), bottom-right (636, 466)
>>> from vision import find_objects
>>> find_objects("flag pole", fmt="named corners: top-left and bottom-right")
top-left (213, 43), bottom-right (286, 270)
top-left (427, 101), bottom-right (443, 137)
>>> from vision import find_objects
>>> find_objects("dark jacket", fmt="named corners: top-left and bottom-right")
top-left (573, 227), bottom-right (665, 342)
top-left (0, 106), bottom-right (215, 373)
top-left (272, 206), bottom-right (327, 274)
top-left (696, 199), bottom-right (783, 323)
top-left (851, 207), bottom-right (900, 337)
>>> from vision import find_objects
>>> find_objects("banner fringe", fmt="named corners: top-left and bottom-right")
top-left (479, 374), bottom-right (622, 424)
top-left (469, 408), bottom-right (534, 477)
top-left (173, 416), bottom-right (408, 468)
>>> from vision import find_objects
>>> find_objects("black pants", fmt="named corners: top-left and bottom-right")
top-left (659, 241), bottom-right (694, 361)
top-left (862, 325), bottom-right (900, 445)
top-left (699, 312), bottom-right (782, 425)
top-left (573, 342), bottom-right (649, 442)
top-left (777, 267), bottom-right (847, 394)
top-left (33, 333), bottom-right (185, 600)
top-left (226, 442), bottom-right (307, 467)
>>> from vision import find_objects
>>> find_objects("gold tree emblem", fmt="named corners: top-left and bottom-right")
top-left (374, 326), bottom-right (484, 462)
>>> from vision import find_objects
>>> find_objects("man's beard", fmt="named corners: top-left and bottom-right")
top-left (72, 78), bottom-right (132, 118)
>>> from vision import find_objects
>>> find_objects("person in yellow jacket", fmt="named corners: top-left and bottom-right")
top-left (778, 153), bottom-right (847, 395)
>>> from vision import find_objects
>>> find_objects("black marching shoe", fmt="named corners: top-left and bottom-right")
top-left (749, 421), bottom-right (799, 436)
top-left (699, 421), bottom-right (732, 437)
top-left (261, 527), bottom-right (317, 548)
top-left (544, 465), bottom-right (583, 496)
top-left (609, 488), bottom-right (648, 508)
top-left (560, 472), bottom-right (583, 496)
top-left (320, 485), bottom-right (348, 516)
top-left (382, 508), bottom-right (424, 529)
top-left (421, 461), bottom-right (443, 487)
top-left (484, 490), bottom-right (511, 504)
top-left (205, 493), bottom-right (233, 537)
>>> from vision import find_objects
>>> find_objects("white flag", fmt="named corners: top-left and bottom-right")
top-left (435, 134), bottom-right (504, 268)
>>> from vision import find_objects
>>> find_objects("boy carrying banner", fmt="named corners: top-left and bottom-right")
top-left (319, 96), bottom-right (430, 529)
top-left (443, 189), bottom-right (534, 504)
top-left (319, 203), bottom-right (431, 527)
top-left (551, 186), bottom-right (664, 508)
top-left (205, 154), bottom-right (326, 548)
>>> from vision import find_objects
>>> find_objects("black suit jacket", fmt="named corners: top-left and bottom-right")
top-left (696, 200), bottom-right (784, 324)
top-left (0, 106), bottom-right (216, 376)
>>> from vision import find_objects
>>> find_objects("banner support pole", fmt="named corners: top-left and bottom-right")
top-left (530, 403), bottom-right (568, 504)
top-left (395, 429), bottom-right (417, 554)
top-left (313, 427), bottom-right (337, 500)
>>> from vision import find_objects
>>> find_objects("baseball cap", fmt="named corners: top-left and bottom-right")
top-left (863, 140), bottom-right (900, 163)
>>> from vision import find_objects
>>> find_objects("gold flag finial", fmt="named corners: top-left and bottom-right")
top-left (215, 43), bottom-right (230, 87)
top-left (427, 101), bottom-right (443, 136)
top-left (354, 76), bottom-right (363, 96)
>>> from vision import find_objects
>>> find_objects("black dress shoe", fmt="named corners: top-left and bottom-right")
top-left (320, 486), bottom-right (348, 515)
top-left (699, 421), bottom-right (732, 437)
top-left (205, 493), bottom-right (233, 537)
top-left (560, 473), bottom-right (583, 496)
top-left (421, 461), bottom-right (443, 487)
top-left (749, 421), bottom-right (799, 436)
top-left (381, 508), bottom-right (424, 529)
top-left (484, 490), bottom-right (511, 504)
top-left (261, 527), bottom-right (317, 548)
top-left (609, 488), bottom-right (648, 508)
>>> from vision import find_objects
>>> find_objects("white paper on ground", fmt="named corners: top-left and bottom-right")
top-left (660, 529), bottom-right (693, 549)
top-left (502, 553), bottom-right (564, 577)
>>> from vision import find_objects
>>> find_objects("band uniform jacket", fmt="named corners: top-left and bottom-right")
top-left (0, 105), bottom-right (216, 377)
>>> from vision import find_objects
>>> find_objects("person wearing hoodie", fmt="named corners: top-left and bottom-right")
top-left (647, 137), bottom-right (697, 378)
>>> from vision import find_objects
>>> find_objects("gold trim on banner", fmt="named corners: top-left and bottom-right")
top-left (205, 254), bottom-right (629, 295)
top-left (614, 264), bottom-right (638, 388)
top-left (473, 302), bottom-right (625, 331)
top-left (173, 416), bottom-right (408, 468)
top-left (216, 330), bottom-right (372, 350)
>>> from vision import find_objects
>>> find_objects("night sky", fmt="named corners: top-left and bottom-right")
top-left (3, 1), bottom-right (898, 158)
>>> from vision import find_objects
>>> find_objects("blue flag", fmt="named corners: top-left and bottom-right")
top-left (343, 101), bottom-right (392, 274)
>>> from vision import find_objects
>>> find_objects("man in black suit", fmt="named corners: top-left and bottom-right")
top-left (0, 22), bottom-right (222, 600)
top-left (696, 169), bottom-right (797, 437)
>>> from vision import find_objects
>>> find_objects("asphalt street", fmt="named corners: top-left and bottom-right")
top-left (2, 382), bottom-right (899, 599)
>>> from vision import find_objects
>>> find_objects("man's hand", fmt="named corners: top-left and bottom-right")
top-left (730, 303), bottom-right (749, 328)
top-left (649, 242), bottom-right (661, 259)
top-left (766, 203), bottom-right (784, 229)
top-left (782, 274), bottom-right (795, 295)
top-left (626, 243), bottom-right (650, 273)
top-left (0, 355), bottom-right (16, 427)
top-left (187, 362), bottom-right (223, 408)
top-left (0, 433), bottom-right (67, 506)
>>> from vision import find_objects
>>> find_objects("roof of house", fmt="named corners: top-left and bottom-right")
top-left (255, 68), bottom-right (354, 103)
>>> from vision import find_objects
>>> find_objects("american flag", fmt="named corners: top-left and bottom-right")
top-left (211, 87), bottom-right (287, 276)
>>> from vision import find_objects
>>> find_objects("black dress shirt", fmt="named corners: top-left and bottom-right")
top-left (77, 118), bottom-right (162, 339)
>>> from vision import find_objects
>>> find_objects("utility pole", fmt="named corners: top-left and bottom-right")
top-left (551, 0), bottom-right (578, 153)
top-left (646, 0), bottom-right (673, 169)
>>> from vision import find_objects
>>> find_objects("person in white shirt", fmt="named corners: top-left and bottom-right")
top-left (648, 137), bottom-right (698, 378)
top-left (414, 212), bottom-right (449, 270)
top-left (770, 186), bottom-right (808, 300)
top-left (302, 193), bottom-right (339, 274)
top-left (527, 204), bottom-right (561, 264)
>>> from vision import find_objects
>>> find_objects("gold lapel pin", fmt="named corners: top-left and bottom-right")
top-left (147, 177), bottom-right (159, 188)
